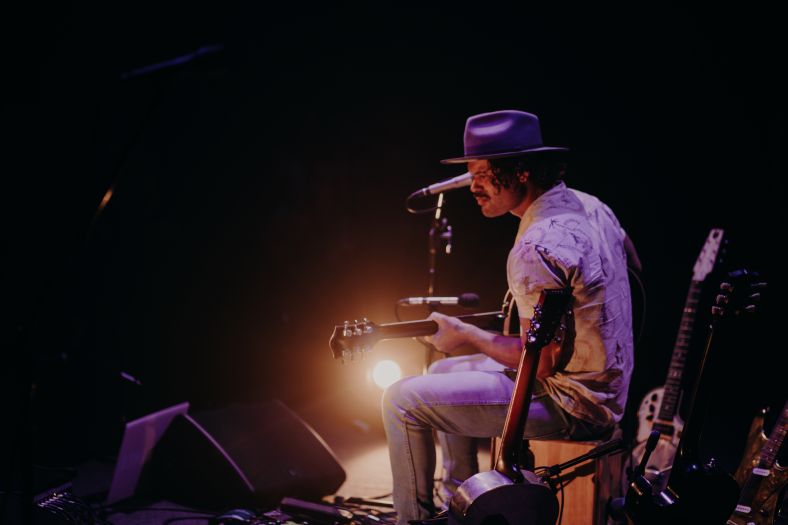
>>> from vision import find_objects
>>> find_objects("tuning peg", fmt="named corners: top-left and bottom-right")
top-left (715, 294), bottom-right (729, 305)
top-left (748, 292), bottom-right (762, 302)
top-left (343, 321), bottom-right (352, 338)
top-left (711, 306), bottom-right (724, 317)
top-left (341, 349), bottom-right (352, 363)
top-left (745, 305), bottom-right (758, 314)
top-left (719, 282), bottom-right (734, 292)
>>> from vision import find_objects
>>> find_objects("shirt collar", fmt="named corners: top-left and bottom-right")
top-left (515, 181), bottom-right (568, 241)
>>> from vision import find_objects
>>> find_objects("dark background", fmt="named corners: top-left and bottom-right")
top-left (3, 1), bottom-right (783, 493)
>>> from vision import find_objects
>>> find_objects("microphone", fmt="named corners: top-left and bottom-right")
top-left (409, 172), bottom-right (472, 198)
top-left (397, 293), bottom-right (480, 307)
top-left (634, 430), bottom-right (661, 478)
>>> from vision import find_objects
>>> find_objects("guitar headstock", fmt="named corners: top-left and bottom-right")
top-left (525, 288), bottom-right (573, 351)
top-left (711, 268), bottom-right (767, 320)
top-left (329, 318), bottom-right (379, 362)
top-left (692, 228), bottom-right (727, 282)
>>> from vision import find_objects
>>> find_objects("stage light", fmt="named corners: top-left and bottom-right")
top-left (371, 360), bottom-right (402, 389)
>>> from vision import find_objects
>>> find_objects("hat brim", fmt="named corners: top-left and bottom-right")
top-left (440, 146), bottom-right (569, 165)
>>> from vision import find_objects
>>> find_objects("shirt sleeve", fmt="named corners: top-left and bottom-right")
top-left (507, 239), bottom-right (576, 322)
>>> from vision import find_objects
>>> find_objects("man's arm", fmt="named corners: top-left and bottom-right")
top-left (426, 313), bottom-right (562, 377)
top-left (426, 312), bottom-right (561, 379)
top-left (425, 312), bottom-right (522, 368)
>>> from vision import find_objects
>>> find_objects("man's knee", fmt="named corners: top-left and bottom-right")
top-left (427, 357), bottom-right (452, 375)
top-left (382, 376), bottom-right (423, 420)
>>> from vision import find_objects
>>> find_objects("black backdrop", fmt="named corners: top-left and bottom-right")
top-left (4, 2), bottom-right (783, 477)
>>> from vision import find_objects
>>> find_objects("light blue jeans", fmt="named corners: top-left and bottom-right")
top-left (381, 354), bottom-right (573, 525)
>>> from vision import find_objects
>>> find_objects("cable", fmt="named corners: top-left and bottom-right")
top-left (628, 266), bottom-right (647, 350)
top-left (96, 504), bottom-right (215, 515)
top-left (405, 194), bottom-right (440, 215)
top-left (163, 517), bottom-right (211, 525)
top-left (556, 475), bottom-right (565, 525)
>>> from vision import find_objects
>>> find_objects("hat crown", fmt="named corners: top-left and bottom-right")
top-left (464, 110), bottom-right (543, 156)
top-left (441, 109), bottom-right (567, 164)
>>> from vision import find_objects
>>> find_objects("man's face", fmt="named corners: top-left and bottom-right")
top-left (468, 160), bottom-right (526, 218)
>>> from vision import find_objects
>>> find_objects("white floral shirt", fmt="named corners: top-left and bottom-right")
top-left (507, 182), bottom-right (634, 427)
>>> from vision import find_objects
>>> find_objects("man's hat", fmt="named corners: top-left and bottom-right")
top-left (440, 110), bottom-right (568, 164)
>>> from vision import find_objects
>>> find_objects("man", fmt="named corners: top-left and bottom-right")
top-left (382, 110), bottom-right (636, 524)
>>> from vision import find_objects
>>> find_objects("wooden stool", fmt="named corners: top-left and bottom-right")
top-left (490, 430), bottom-right (623, 525)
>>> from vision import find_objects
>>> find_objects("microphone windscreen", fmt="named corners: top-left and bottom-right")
top-left (458, 293), bottom-right (480, 307)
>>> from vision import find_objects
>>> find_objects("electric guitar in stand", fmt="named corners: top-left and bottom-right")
top-left (625, 269), bottom-right (766, 524)
top-left (631, 228), bottom-right (727, 490)
top-left (727, 400), bottom-right (788, 525)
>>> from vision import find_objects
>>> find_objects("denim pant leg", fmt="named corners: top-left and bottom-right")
top-left (382, 365), bottom-right (571, 525)
top-left (427, 354), bottom-right (507, 506)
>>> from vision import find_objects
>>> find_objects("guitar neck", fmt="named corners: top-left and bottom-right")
top-left (375, 311), bottom-right (508, 340)
top-left (496, 338), bottom-right (542, 480)
top-left (759, 401), bottom-right (788, 469)
top-left (671, 318), bottom-right (717, 477)
top-left (657, 279), bottom-right (703, 423)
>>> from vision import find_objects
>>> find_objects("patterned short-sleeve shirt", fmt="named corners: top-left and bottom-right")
top-left (507, 182), bottom-right (634, 427)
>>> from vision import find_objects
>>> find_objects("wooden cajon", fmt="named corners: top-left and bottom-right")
top-left (489, 431), bottom-right (623, 525)
top-left (528, 434), bottom-right (623, 525)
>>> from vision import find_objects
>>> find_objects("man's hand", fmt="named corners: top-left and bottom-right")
top-left (424, 312), bottom-right (471, 355)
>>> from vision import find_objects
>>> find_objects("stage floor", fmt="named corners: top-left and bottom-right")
top-left (64, 401), bottom-right (492, 524)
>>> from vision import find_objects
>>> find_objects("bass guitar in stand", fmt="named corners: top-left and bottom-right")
top-left (727, 400), bottom-right (788, 525)
top-left (625, 269), bottom-right (766, 524)
top-left (447, 288), bottom-right (571, 525)
top-left (631, 228), bottom-right (727, 490)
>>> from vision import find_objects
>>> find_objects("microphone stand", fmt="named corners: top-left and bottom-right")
top-left (422, 192), bottom-right (453, 371)
top-left (427, 193), bottom-right (453, 300)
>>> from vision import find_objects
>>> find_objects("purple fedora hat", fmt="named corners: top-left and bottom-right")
top-left (440, 110), bottom-right (568, 164)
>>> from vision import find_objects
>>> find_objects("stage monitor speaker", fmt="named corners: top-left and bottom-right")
top-left (136, 399), bottom-right (346, 509)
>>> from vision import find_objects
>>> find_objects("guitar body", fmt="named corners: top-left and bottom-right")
top-left (635, 387), bottom-right (684, 445)
top-left (630, 434), bottom-right (678, 492)
top-left (632, 386), bottom-right (684, 490)
top-left (448, 470), bottom-right (558, 525)
top-left (626, 462), bottom-right (740, 525)
top-left (727, 408), bottom-right (788, 525)
top-left (727, 468), bottom-right (788, 525)
top-left (671, 464), bottom-right (740, 524)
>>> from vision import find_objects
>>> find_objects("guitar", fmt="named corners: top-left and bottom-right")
top-left (329, 292), bottom-right (518, 361)
top-left (625, 269), bottom-right (765, 524)
top-left (727, 400), bottom-right (788, 525)
top-left (631, 228), bottom-right (727, 490)
top-left (448, 288), bottom-right (572, 525)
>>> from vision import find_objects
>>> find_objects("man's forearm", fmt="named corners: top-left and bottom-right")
top-left (460, 324), bottom-right (523, 368)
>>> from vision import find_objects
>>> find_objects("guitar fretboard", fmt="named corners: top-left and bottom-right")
top-left (759, 401), bottom-right (788, 469)
top-left (657, 279), bottom-right (703, 422)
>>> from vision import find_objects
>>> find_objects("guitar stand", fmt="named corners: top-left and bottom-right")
top-left (536, 438), bottom-right (628, 490)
